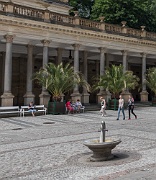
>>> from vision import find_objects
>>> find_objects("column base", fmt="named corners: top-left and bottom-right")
top-left (82, 92), bottom-right (90, 105)
top-left (140, 91), bottom-right (149, 102)
top-left (121, 91), bottom-right (131, 103)
top-left (97, 91), bottom-right (107, 103)
top-left (39, 91), bottom-right (51, 107)
top-left (70, 92), bottom-right (82, 102)
top-left (1, 92), bottom-right (14, 106)
top-left (23, 92), bottom-right (35, 105)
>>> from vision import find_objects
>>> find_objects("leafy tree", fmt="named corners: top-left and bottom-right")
top-left (93, 65), bottom-right (139, 98)
top-left (91, 0), bottom-right (155, 31)
top-left (33, 62), bottom-right (90, 101)
top-left (69, 0), bottom-right (94, 18)
top-left (146, 67), bottom-right (156, 97)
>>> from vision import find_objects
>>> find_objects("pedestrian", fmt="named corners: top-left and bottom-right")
top-left (128, 95), bottom-right (137, 120)
top-left (28, 101), bottom-right (36, 117)
top-left (100, 97), bottom-right (106, 117)
top-left (75, 99), bottom-right (82, 113)
top-left (116, 95), bottom-right (125, 120)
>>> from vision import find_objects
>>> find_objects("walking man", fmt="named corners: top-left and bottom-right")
top-left (117, 95), bottom-right (125, 120)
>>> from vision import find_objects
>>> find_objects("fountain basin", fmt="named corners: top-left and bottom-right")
top-left (84, 138), bottom-right (121, 161)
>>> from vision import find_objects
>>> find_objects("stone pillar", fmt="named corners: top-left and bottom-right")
top-left (140, 53), bottom-right (148, 102)
top-left (97, 48), bottom-right (107, 103)
top-left (39, 40), bottom-right (51, 107)
top-left (23, 44), bottom-right (35, 105)
top-left (1, 35), bottom-right (15, 106)
top-left (57, 48), bottom-right (63, 65)
top-left (122, 50), bottom-right (127, 73)
top-left (56, 48), bottom-right (65, 102)
top-left (82, 51), bottom-right (90, 105)
top-left (121, 50), bottom-right (131, 102)
top-left (105, 53), bottom-right (111, 102)
top-left (71, 44), bottom-right (81, 101)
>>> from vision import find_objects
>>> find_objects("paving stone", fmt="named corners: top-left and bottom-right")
top-left (0, 107), bottom-right (155, 179)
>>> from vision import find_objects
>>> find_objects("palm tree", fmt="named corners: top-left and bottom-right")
top-left (33, 62), bottom-right (90, 101)
top-left (146, 67), bottom-right (156, 97)
top-left (93, 64), bottom-right (139, 98)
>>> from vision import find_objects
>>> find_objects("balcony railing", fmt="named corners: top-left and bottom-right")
top-left (0, 1), bottom-right (156, 41)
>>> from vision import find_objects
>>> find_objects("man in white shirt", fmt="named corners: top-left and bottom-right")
top-left (116, 95), bottom-right (125, 120)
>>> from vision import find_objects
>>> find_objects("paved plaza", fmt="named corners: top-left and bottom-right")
top-left (0, 106), bottom-right (156, 180)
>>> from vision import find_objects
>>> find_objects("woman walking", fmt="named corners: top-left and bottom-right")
top-left (100, 97), bottom-right (106, 117)
top-left (128, 95), bottom-right (137, 120)
top-left (116, 95), bottom-right (125, 120)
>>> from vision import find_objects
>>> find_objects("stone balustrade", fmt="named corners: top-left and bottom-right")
top-left (49, 12), bottom-right (74, 24)
top-left (13, 5), bottom-right (44, 20)
top-left (0, 1), bottom-right (156, 40)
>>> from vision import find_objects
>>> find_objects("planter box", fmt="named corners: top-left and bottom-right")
top-left (152, 97), bottom-right (156, 106)
top-left (48, 101), bottom-right (66, 115)
top-left (108, 99), bottom-right (118, 111)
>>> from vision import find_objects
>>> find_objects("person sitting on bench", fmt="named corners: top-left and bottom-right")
top-left (28, 102), bottom-right (36, 116)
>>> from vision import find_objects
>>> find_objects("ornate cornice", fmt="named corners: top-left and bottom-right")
top-left (1, 16), bottom-right (156, 48)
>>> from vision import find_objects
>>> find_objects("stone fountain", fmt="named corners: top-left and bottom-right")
top-left (84, 121), bottom-right (121, 161)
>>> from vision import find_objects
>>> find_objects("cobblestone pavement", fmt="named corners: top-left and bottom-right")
top-left (0, 106), bottom-right (156, 180)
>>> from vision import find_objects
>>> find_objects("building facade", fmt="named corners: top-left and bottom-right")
top-left (0, 0), bottom-right (156, 107)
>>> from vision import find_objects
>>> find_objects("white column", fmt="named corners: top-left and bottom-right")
top-left (57, 48), bottom-right (63, 65)
top-left (121, 50), bottom-right (131, 102)
top-left (140, 53), bottom-right (148, 102)
top-left (71, 44), bottom-right (81, 101)
top-left (105, 53), bottom-right (111, 101)
top-left (39, 40), bottom-right (51, 107)
top-left (23, 44), bottom-right (35, 105)
top-left (97, 47), bottom-right (107, 103)
top-left (122, 50), bottom-right (127, 73)
top-left (1, 34), bottom-right (15, 106)
top-left (82, 51), bottom-right (90, 104)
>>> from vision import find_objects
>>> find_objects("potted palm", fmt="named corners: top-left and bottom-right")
top-left (146, 67), bottom-right (156, 106)
top-left (33, 62), bottom-right (90, 114)
top-left (93, 65), bottom-right (139, 110)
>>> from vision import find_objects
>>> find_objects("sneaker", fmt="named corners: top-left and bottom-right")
top-left (135, 115), bottom-right (137, 119)
top-left (116, 118), bottom-right (119, 120)
top-left (123, 118), bottom-right (125, 120)
top-left (102, 114), bottom-right (104, 117)
top-left (128, 118), bottom-right (131, 120)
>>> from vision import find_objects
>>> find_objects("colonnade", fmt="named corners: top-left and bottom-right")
top-left (0, 34), bottom-right (149, 107)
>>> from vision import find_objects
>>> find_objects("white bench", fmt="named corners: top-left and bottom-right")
top-left (0, 106), bottom-right (20, 116)
top-left (65, 106), bottom-right (85, 114)
top-left (20, 105), bottom-right (47, 117)
top-left (80, 106), bottom-right (85, 113)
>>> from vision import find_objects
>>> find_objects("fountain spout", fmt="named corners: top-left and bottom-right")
top-left (100, 121), bottom-right (108, 143)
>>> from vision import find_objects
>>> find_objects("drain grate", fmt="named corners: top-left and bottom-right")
top-left (43, 122), bottom-right (55, 124)
top-left (12, 128), bottom-right (23, 130)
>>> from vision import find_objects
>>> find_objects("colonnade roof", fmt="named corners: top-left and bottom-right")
top-left (0, 0), bottom-right (156, 61)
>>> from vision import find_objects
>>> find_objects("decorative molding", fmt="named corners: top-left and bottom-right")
top-left (1, 17), bottom-right (156, 49)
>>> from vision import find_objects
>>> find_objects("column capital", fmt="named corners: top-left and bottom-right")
top-left (140, 52), bottom-right (147, 58)
top-left (99, 47), bottom-right (107, 53)
top-left (72, 44), bottom-right (80, 50)
top-left (26, 44), bottom-right (34, 49)
top-left (121, 50), bottom-right (128, 56)
top-left (41, 40), bottom-right (51, 47)
top-left (4, 34), bottom-right (15, 43)
top-left (56, 47), bottom-right (63, 52)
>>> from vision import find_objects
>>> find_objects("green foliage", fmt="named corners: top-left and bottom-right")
top-left (91, 0), bottom-right (155, 31)
top-left (33, 62), bottom-right (90, 101)
top-left (69, 0), bottom-right (94, 18)
top-left (92, 65), bottom-right (139, 98)
top-left (146, 67), bottom-right (156, 96)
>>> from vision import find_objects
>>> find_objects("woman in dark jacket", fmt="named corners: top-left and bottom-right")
top-left (128, 95), bottom-right (137, 120)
